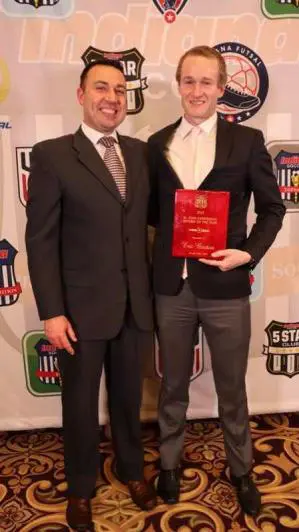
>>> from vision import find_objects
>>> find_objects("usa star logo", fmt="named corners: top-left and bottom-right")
top-left (152, 0), bottom-right (189, 23)
top-left (165, 9), bottom-right (176, 23)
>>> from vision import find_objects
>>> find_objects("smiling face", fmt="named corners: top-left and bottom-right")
top-left (178, 55), bottom-right (225, 125)
top-left (77, 64), bottom-right (127, 134)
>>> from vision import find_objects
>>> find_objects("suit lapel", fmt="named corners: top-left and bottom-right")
top-left (197, 117), bottom-right (235, 189)
top-left (157, 119), bottom-right (184, 187)
top-left (154, 116), bottom-right (235, 189)
top-left (73, 128), bottom-right (122, 203)
top-left (213, 117), bottom-right (234, 170)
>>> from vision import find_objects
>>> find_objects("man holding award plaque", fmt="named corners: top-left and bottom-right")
top-left (148, 46), bottom-right (285, 516)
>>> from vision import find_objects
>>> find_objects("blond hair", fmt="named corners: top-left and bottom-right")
top-left (176, 46), bottom-right (227, 87)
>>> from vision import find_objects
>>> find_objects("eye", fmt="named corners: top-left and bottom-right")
top-left (116, 88), bottom-right (126, 96)
top-left (183, 79), bottom-right (195, 86)
top-left (95, 84), bottom-right (107, 92)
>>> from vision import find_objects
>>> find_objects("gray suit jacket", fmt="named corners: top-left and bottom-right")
top-left (26, 128), bottom-right (153, 339)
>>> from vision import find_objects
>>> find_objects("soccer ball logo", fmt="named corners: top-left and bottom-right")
top-left (215, 43), bottom-right (269, 123)
top-left (221, 54), bottom-right (260, 111)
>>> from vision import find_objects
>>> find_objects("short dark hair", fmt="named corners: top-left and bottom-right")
top-left (80, 58), bottom-right (124, 89)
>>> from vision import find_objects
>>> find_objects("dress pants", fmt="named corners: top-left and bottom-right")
top-left (156, 279), bottom-right (253, 477)
top-left (57, 306), bottom-right (147, 498)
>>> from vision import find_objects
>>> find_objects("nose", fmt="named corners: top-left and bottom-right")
top-left (105, 87), bottom-right (117, 102)
top-left (192, 82), bottom-right (203, 97)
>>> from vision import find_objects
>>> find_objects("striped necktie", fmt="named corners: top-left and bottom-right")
top-left (98, 136), bottom-right (126, 200)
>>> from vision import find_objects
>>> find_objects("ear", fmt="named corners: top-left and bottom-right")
top-left (77, 86), bottom-right (84, 106)
top-left (218, 84), bottom-right (225, 98)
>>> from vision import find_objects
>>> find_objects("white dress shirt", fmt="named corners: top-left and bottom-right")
top-left (167, 112), bottom-right (217, 189)
top-left (167, 112), bottom-right (217, 277)
top-left (81, 121), bottom-right (126, 168)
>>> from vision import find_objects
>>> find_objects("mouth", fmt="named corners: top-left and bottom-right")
top-left (190, 100), bottom-right (206, 106)
top-left (99, 107), bottom-right (118, 118)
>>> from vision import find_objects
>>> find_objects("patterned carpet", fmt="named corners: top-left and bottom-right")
top-left (1, 413), bottom-right (299, 531)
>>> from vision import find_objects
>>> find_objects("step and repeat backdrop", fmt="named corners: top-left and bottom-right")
top-left (0, 0), bottom-right (299, 430)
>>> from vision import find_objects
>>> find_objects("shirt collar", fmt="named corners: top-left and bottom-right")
top-left (178, 112), bottom-right (217, 139)
top-left (81, 122), bottom-right (118, 145)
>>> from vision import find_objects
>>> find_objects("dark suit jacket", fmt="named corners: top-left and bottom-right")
top-left (26, 128), bottom-right (153, 339)
top-left (148, 116), bottom-right (286, 299)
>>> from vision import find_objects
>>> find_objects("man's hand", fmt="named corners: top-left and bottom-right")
top-left (199, 249), bottom-right (251, 272)
top-left (44, 315), bottom-right (77, 355)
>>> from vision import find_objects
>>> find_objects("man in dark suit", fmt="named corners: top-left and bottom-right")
top-left (148, 46), bottom-right (285, 516)
top-left (25, 58), bottom-right (156, 531)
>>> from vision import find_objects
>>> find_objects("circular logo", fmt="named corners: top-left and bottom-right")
top-left (164, 9), bottom-right (176, 23)
top-left (195, 195), bottom-right (207, 209)
top-left (214, 42), bottom-right (269, 123)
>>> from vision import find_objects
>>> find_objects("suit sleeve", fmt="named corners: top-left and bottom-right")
top-left (242, 130), bottom-right (286, 264)
top-left (147, 136), bottom-right (160, 228)
top-left (25, 143), bottom-right (65, 320)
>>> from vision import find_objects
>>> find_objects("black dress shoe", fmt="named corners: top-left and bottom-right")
top-left (231, 473), bottom-right (261, 516)
top-left (66, 497), bottom-right (94, 531)
top-left (157, 468), bottom-right (180, 504)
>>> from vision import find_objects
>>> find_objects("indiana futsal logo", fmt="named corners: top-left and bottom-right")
top-left (0, 239), bottom-right (22, 307)
top-left (154, 327), bottom-right (204, 381)
top-left (262, 0), bottom-right (299, 18)
top-left (152, 0), bottom-right (189, 23)
top-left (214, 42), bottom-right (269, 123)
top-left (263, 321), bottom-right (299, 378)
top-left (23, 331), bottom-right (61, 396)
top-left (16, 147), bottom-right (32, 207)
top-left (2, 0), bottom-right (73, 17)
top-left (82, 47), bottom-right (148, 115)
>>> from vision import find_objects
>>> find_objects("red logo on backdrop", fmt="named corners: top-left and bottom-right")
top-left (152, 0), bottom-right (189, 23)
top-left (16, 147), bottom-right (32, 206)
top-left (0, 239), bottom-right (22, 306)
top-left (275, 150), bottom-right (299, 208)
top-left (34, 338), bottom-right (61, 385)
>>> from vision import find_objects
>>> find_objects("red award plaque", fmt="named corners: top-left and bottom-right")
top-left (172, 189), bottom-right (230, 258)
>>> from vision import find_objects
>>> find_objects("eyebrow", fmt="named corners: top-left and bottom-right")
top-left (182, 75), bottom-right (214, 82)
top-left (94, 80), bottom-right (126, 89)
